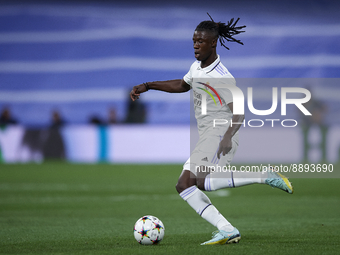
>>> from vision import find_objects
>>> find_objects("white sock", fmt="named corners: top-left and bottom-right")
top-left (204, 171), bottom-right (268, 191)
top-left (201, 205), bottom-right (234, 232)
top-left (179, 186), bottom-right (234, 232)
top-left (233, 170), bottom-right (268, 187)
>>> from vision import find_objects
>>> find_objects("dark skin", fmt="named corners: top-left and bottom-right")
top-left (130, 30), bottom-right (245, 193)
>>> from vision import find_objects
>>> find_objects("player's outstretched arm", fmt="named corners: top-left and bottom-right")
top-left (130, 79), bottom-right (190, 101)
top-left (217, 102), bottom-right (245, 159)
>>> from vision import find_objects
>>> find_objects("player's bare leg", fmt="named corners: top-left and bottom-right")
top-left (175, 170), bottom-right (196, 194)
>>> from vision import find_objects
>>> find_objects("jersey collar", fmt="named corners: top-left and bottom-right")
top-left (198, 55), bottom-right (221, 74)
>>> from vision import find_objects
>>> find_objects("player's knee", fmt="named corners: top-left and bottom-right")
top-left (196, 178), bottom-right (205, 191)
top-left (175, 179), bottom-right (191, 194)
top-left (175, 181), bottom-right (185, 194)
top-left (176, 170), bottom-right (196, 194)
top-left (196, 166), bottom-right (209, 191)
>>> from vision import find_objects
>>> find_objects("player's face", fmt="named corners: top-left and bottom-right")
top-left (192, 30), bottom-right (217, 64)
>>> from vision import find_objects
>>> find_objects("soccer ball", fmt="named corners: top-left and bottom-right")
top-left (133, 215), bottom-right (165, 245)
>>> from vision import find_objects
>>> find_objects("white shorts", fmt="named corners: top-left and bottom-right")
top-left (183, 130), bottom-right (239, 175)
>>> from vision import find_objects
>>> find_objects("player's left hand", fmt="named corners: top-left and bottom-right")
top-left (217, 136), bottom-right (232, 159)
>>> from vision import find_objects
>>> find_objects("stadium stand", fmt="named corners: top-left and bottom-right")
top-left (0, 0), bottom-right (339, 126)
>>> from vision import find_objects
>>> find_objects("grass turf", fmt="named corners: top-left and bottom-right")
top-left (0, 163), bottom-right (339, 254)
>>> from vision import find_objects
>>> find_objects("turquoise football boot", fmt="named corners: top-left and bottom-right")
top-left (201, 228), bottom-right (241, 245)
top-left (265, 168), bottom-right (294, 194)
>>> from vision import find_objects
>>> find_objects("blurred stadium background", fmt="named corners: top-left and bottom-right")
top-left (0, 0), bottom-right (340, 164)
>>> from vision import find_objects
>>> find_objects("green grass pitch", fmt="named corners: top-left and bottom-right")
top-left (0, 163), bottom-right (339, 254)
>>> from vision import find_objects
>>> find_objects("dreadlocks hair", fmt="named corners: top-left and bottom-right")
top-left (195, 13), bottom-right (246, 50)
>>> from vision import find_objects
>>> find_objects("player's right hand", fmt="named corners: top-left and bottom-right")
top-left (217, 136), bottom-right (232, 159)
top-left (130, 84), bottom-right (146, 101)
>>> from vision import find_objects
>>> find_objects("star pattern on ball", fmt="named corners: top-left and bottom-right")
top-left (141, 216), bottom-right (150, 223)
top-left (154, 223), bottom-right (163, 233)
top-left (138, 226), bottom-right (150, 240)
top-left (152, 237), bottom-right (161, 244)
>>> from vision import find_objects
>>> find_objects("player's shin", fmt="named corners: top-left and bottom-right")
top-left (179, 186), bottom-right (234, 232)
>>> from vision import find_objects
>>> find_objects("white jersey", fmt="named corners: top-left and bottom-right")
top-left (183, 55), bottom-right (237, 135)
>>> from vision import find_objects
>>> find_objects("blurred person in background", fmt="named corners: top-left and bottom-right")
top-left (42, 110), bottom-right (66, 160)
top-left (300, 87), bottom-right (328, 162)
top-left (51, 110), bottom-right (65, 128)
top-left (108, 107), bottom-right (118, 124)
top-left (89, 115), bottom-right (104, 125)
top-left (0, 107), bottom-right (17, 127)
top-left (125, 92), bottom-right (146, 123)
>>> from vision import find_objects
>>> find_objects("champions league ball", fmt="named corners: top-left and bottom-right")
top-left (133, 215), bottom-right (165, 245)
